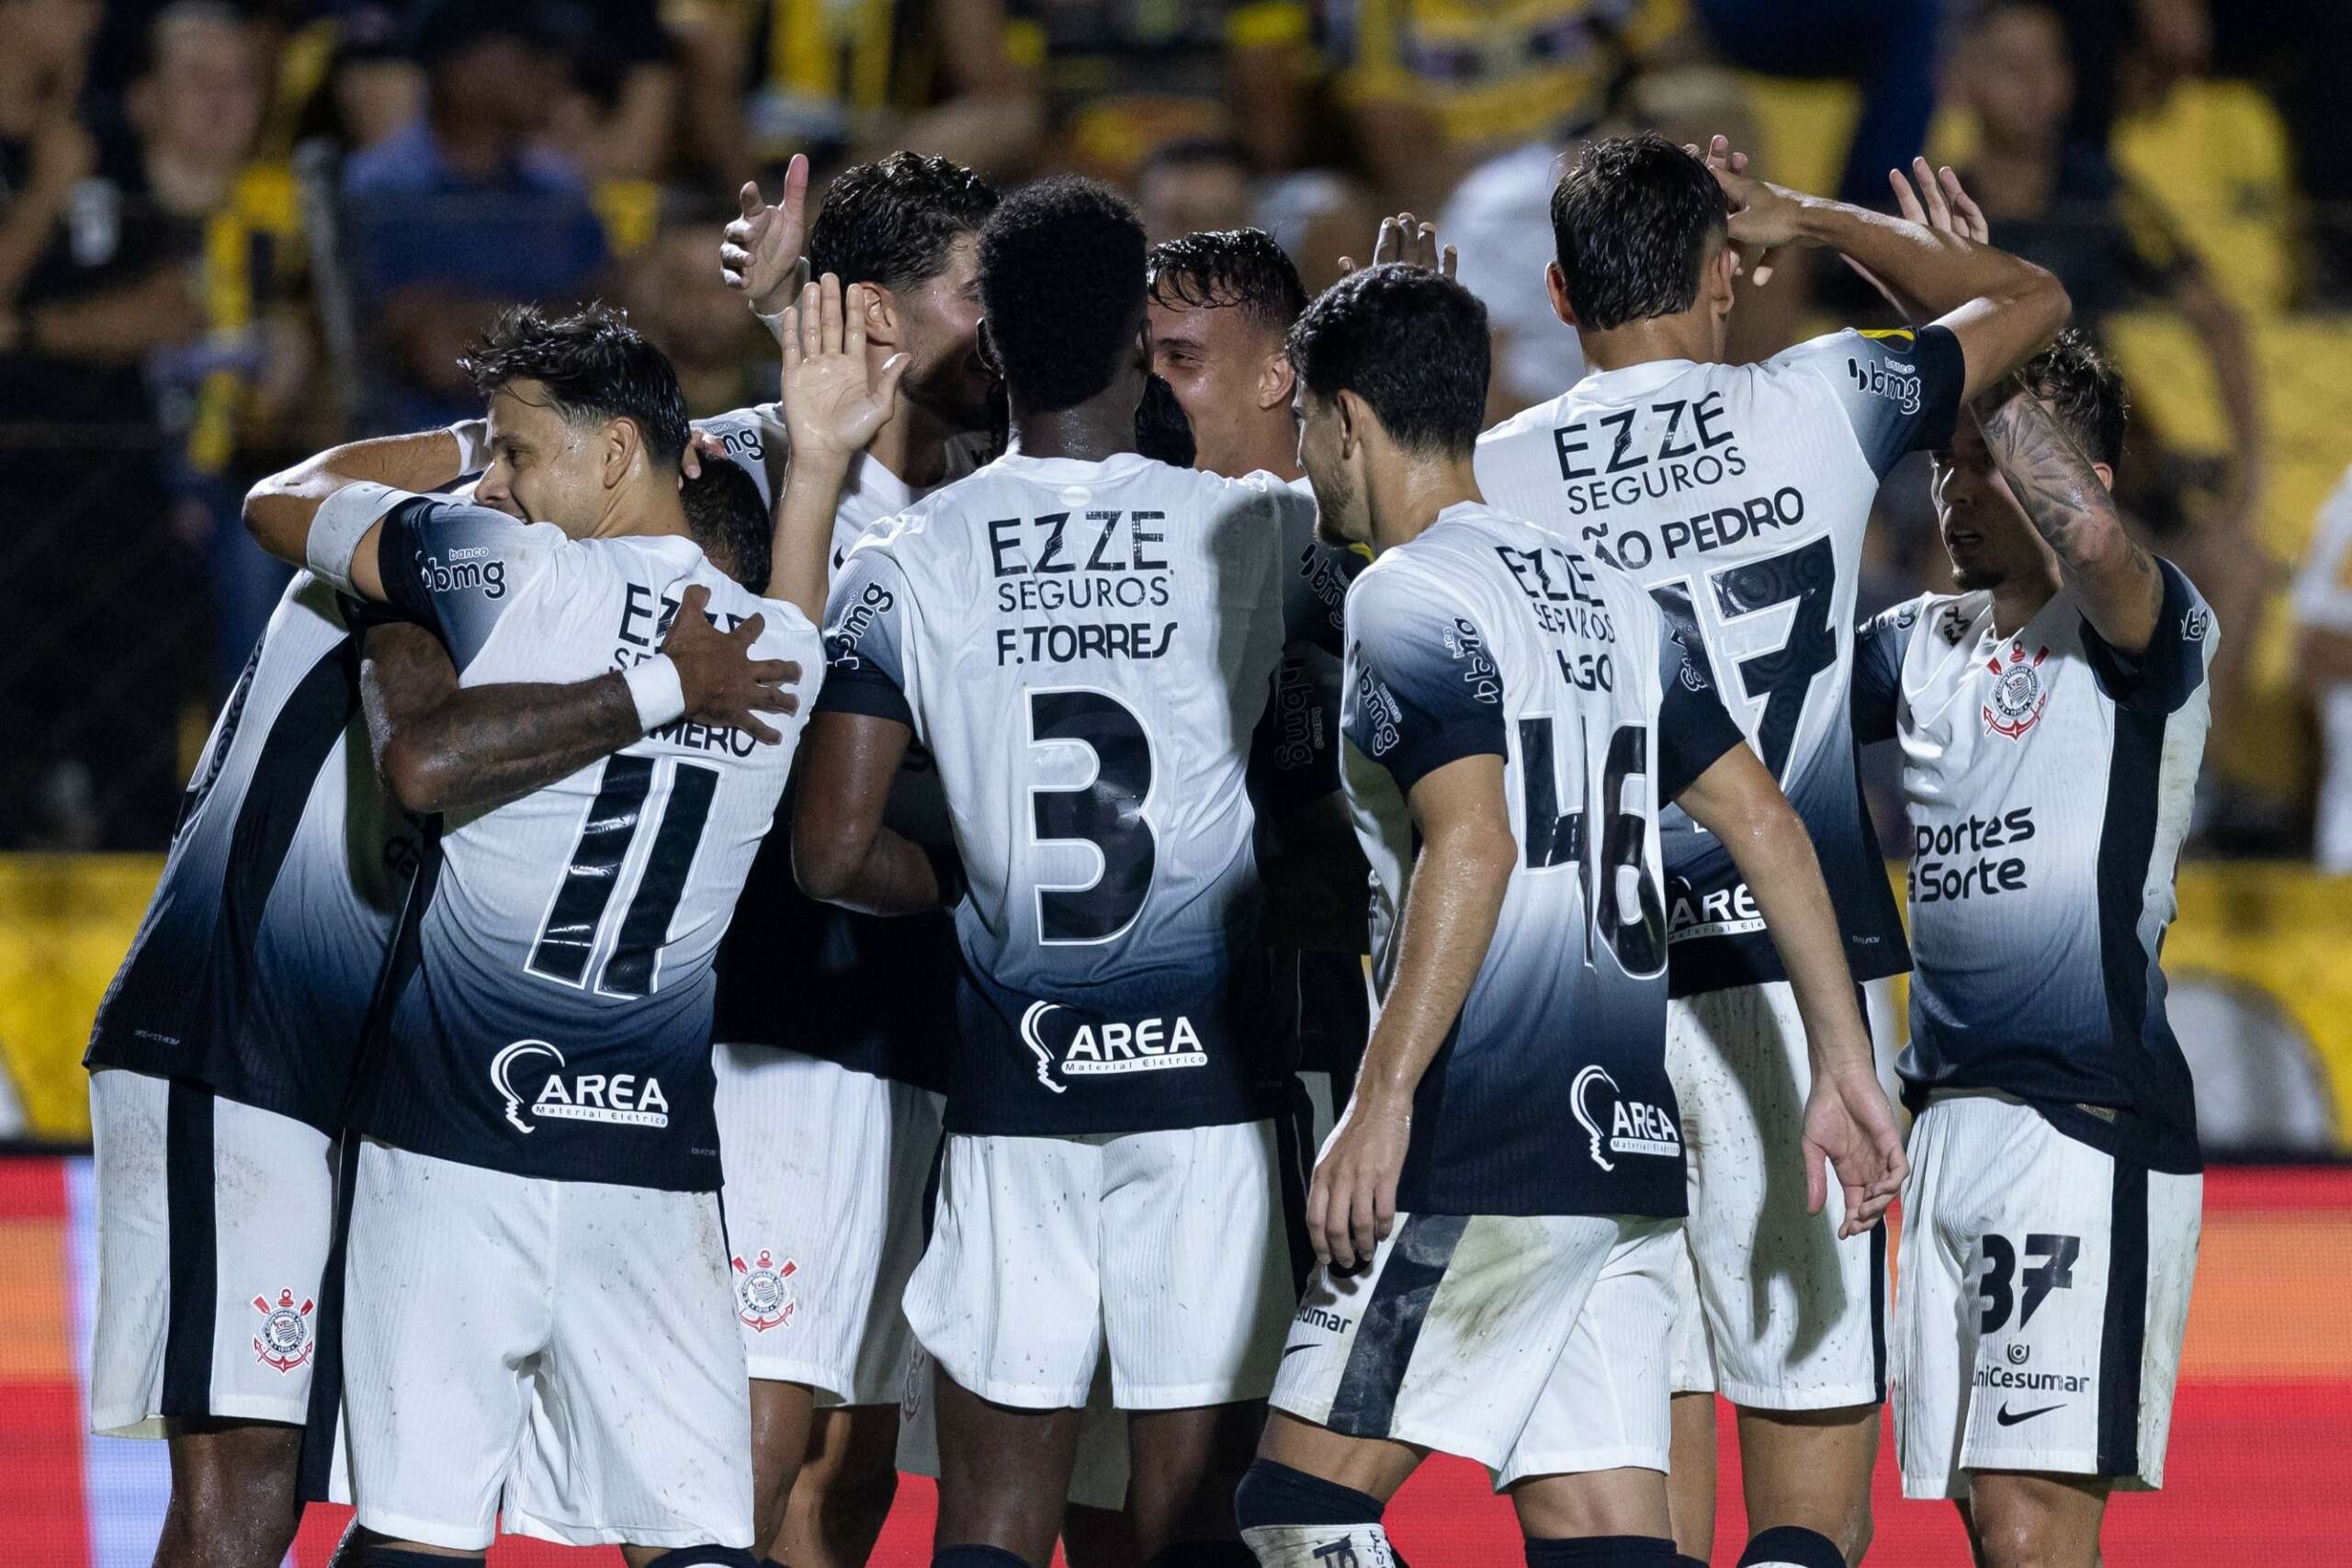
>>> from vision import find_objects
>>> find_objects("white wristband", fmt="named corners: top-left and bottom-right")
top-left (308, 480), bottom-right (411, 594)
top-left (624, 654), bottom-right (687, 731)
top-left (446, 418), bottom-right (490, 475)
top-left (752, 302), bottom-right (789, 348)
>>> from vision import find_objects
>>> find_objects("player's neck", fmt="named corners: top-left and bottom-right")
top-left (1988, 567), bottom-right (2063, 639)
top-left (1006, 389), bottom-right (1139, 464)
top-left (865, 389), bottom-right (956, 491)
top-left (1577, 311), bottom-right (1721, 373)
top-left (1367, 455), bottom-right (1482, 556)
top-left (1222, 416), bottom-right (1304, 483)
top-left (593, 479), bottom-right (690, 545)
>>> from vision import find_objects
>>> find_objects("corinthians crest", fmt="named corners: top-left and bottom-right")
top-left (1983, 642), bottom-right (2052, 739)
top-left (252, 1288), bottom-right (315, 1373)
top-left (731, 1249), bottom-right (798, 1333)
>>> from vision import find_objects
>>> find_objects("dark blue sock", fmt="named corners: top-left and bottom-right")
top-left (345, 1550), bottom-right (483, 1568)
top-left (638, 1550), bottom-right (761, 1568)
top-left (761, 1559), bottom-right (790, 1568)
top-left (1148, 1544), bottom-right (1263, 1568)
top-left (1739, 1527), bottom-right (1844, 1568)
top-left (1523, 1537), bottom-right (1677, 1568)
top-left (933, 1548), bottom-right (1036, 1568)
top-left (1233, 1458), bottom-right (1385, 1531)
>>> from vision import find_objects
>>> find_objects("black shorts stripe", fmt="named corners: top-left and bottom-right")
top-left (161, 1081), bottom-right (218, 1418)
top-left (297, 1132), bottom-right (363, 1501)
top-left (2097, 1156), bottom-right (2151, 1477)
top-left (1870, 1219), bottom-right (1889, 1406)
top-left (1273, 1082), bottom-right (1316, 1297)
top-left (1327, 1213), bottom-right (1468, 1438)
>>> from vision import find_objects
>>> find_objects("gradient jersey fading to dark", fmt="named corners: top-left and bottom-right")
top-left (1476, 327), bottom-right (1965, 998)
top-left (1343, 502), bottom-right (1746, 1218)
top-left (356, 498), bottom-right (818, 1191)
top-left (816, 452), bottom-right (1352, 1136)
top-left (1853, 563), bottom-right (2215, 1171)
top-left (85, 573), bottom-right (419, 1131)
top-left (700, 405), bottom-right (987, 1089)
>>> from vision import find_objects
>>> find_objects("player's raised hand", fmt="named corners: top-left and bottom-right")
top-left (1850, 160), bottom-right (1992, 321)
top-left (1710, 135), bottom-right (1810, 254)
top-left (1307, 1089), bottom-right (1410, 1271)
top-left (662, 583), bottom-right (798, 745)
top-left (1801, 1059), bottom-right (1909, 1237)
top-left (1337, 211), bottom-right (1456, 280)
top-left (720, 153), bottom-right (811, 318)
top-left (778, 274), bottom-right (910, 465)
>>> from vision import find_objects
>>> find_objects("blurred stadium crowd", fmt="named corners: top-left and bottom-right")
top-left (4, 0), bottom-right (2351, 860)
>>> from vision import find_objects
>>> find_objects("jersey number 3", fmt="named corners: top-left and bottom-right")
top-left (529, 755), bottom-right (720, 998)
top-left (1028, 689), bottom-right (1156, 944)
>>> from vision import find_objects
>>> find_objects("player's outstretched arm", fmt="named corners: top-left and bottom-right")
top-left (1976, 385), bottom-right (2164, 653)
top-left (1310, 755), bottom-right (1513, 1269)
top-left (792, 712), bottom-right (954, 916)
top-left (243, 426), bottom-right (476, 601)
top-left (768, 274), bottom-right (908, 621)
top-left (1674, 744), bottom-right (1906, 1235)
top-left (1710, 145), bottom-right (2068, 404)
top-left (364, 584), bottom-right (799, 815)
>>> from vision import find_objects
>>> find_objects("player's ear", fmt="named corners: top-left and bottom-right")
top-left (1546, 261), bottom-right (1577, 329)
top-left (975, 319), bottom-right (1001, 378)
top-left (1259, 346), bottom-right (1295, 412)
top-left (604, 415), bottom-right (639, 490)
top-left (1334, 388), bottom-right (1367, 457)
top-left (862, 282), bottom-right (899, 346)
top-left (1706, 242), bottom-right (1737, 313)
top-left (2092, 460), bottom-right (2114, 493)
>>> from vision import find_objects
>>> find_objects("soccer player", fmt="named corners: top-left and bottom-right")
top-left (1851, 175), bottom-right (2212, 1568)
top-left (239, 302), bottom-right (853, 1567)
top-left (792, 176), bottom-right (1339, 1568)
top-left (83, 453), bottom-right (787, 1568)
top-left (1473, 132), bottom-right (2070, 1568)
top-left (708, 151), bottom-right (1003, 1568)
top-left (1238, 262), bottom-right (1904, 1568)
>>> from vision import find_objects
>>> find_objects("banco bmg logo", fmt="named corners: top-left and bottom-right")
top-left (492, 1040), bottom-right (670, 1134)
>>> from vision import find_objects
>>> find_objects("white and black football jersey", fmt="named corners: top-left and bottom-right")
top-left (1476, 326), bottom-right (1965, 998)
top-left (814, 450), bottom-right (1350, 1135)
top-left (85, 574), bottom-right (419, 1130)
top-left (355, 497), bottom-right (818, 1190)
top-left (1854, 561), bottom-right (2216, 1171)
top-left (1341, 502), bottom-right (1744, 1217)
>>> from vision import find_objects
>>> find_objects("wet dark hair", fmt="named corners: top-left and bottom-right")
top-left (680, 457), bottom-right (770, 592)
top-left (460, 303), bottom-right (690, 468)
top-left (808, 152), bottom-right (1000, 296)
top-left (2021, 328), bottom-right (2130, 468)
top-left (1286, 265), bottom-right (1489, 457)
top-left (1549, 132), bottom-right (1730, 331)
top-left (978, 176), bottom-right (1148, 412)
top-left (1147, 227), bottom-right (1308, 335)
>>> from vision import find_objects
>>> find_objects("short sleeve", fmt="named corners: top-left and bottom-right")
top-left (1655, 630), bottom-right (1747, 801)
top-left (1341, 569), bottom-right (1507, 795)
top-left (374, 497), bottom-right (560, 672)
top-left (1852, 598), bottom-right (1924, 744)
top-left (1778, 325), bottom-right (1966, 478)
top-left (1275, 482), bottom-right (1363, 656)
top-left (813, 537), bottom-right (918, 728)
top-left (692, 405), bottom-right (784, 513)
top-left (2081, 558), bottom-right (2215, 715)
top-left (2291, 469), bottom-right (2352, 634)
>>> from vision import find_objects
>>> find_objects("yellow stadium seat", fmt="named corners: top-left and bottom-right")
top-left (1733, 73), bottom-right (1859, 202)
top-left (2112, 81), bottom-right (2297, 314)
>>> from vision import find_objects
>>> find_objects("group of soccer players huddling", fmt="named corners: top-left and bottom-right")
top-left (84, 129), bottom-right (2213, 1568)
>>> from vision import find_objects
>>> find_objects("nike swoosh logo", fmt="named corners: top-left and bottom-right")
top-left (1996, 1403), bottom-right (2064, 1427)
top-left (1281, 1342), bottom-right (1318, 1359)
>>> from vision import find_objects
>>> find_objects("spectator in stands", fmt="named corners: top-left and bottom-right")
top-left (342, 0), bottom-right (608, 431)
top-left (1688, 0), bottom-right (1940, 208)
top-left (1136, 136), bottom-right (1255, 243)
top-left (540, 0), bottom-right (680, 182)
top-left (627, 204), bottom-right (774, 417)
top-left (1949, 0), bottom-right (2264, 529)
top-left (2293, 469), bottom-right (2352, 873)
top-left (1329, 0), bottom-right (1686, 211)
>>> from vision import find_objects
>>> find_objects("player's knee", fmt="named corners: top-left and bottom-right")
top-left (1233, 1459), bottom-right (1396, 1568)
top-left (820, 1457), bottom-right (899, 1538)
top-left (1737, 1524), bottom-right (1848, 1567)
top-left (1523, 1537), bottom-right (1678, 1568)
top-left (163, 1470), bottom-right (301, 1565)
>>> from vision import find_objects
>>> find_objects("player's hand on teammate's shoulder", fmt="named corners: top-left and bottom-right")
top-left (1799, 1057), bottom-right (1909, 1238)
top-left (721, 152), bottom-right (811, 321)
top-left (1338, 211), bottom-right (1456, 280)
top-left (1308, 1089), bottom-right (1411, 1270)
top-left (777, 274), bottom-right (910, 467)
top-left (662, 582), bottom-right (799, 744)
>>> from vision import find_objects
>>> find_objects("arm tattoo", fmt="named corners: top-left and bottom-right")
top-left (1975, 387), bottom-right (2154, 581)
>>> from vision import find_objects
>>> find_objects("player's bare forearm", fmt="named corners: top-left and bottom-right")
top-left (769, 446), bottom-right (849, 622)
top-left (1358, 759), bottom-right (1515, 1109)
top-left (364, 624), bottom-right (639, 816)
top-left (1977, 386), bottom-right (2162, 651)
top-left (793, 711), bottom-right (944, 914)
top-left (1676, 747), bottom-right (1873, 1079)
top-left (1791, 197), bottom-right (2068, 398)
top-left (243, 427), bottom-right (467, 596)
